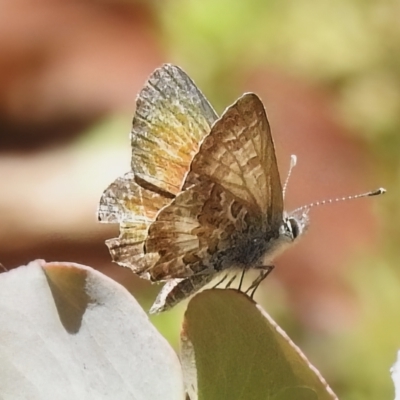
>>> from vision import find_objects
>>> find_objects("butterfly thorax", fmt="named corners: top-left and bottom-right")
top-left (212, 229), bottom-right (281, 271)
top-left (210, 210), bottom-right (308, 272)
top-left (265, 211), bottom-right (309, 263)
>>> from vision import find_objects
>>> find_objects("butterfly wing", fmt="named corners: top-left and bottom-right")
top-left (149, 274), bottom-right (216, 314)
top-left (144, 180), bottom-right (216, 281)
top-left (187, 92), bottom-right (283, 228)
top-left (131, 64), bottom-right (218, 196)
top-left (144, 179), bottom-right (259, 281)
top-left (98, 172), bottom-right (170, 274)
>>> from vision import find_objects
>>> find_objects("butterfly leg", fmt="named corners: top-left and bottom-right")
top-left (245, 265), bottom-right (275, 298)
top-left (225, 274), bottom-right (237, 288)
top-left (212, 274), bottom-right (228, 288)
top-left (238, 269), bottom-right (246, 291)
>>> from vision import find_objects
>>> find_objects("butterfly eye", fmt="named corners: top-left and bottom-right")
top-left (288, 218), bottom-right (300, 239)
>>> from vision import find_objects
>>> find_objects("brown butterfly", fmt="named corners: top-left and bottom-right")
top-left (98, 64), bottom-right (385, 313)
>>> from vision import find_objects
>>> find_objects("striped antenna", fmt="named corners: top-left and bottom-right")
top-left (283, 155), bottom-right (297, 201)
top-left (292, 188), bottom-right (386, 214)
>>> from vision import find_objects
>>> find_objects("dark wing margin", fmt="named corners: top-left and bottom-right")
top-left (187, 92), bottom-right (283, 228)
top-left (131, 64), bottom-right (218, 196)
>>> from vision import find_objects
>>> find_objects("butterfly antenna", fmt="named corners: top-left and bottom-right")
top-left (283, 155), bottom-right (297, 201)
top-left (292, 187), bottom-right (386, 214)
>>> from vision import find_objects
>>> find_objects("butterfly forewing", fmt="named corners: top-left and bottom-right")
top-left (131, 64), bottom-right (218, 196)
top-left (188, 93), bottom-right (283, 227)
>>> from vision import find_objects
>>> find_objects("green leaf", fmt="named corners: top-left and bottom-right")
top-left (180, 289), bottom-right (337, 400)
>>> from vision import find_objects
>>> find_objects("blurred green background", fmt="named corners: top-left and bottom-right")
top-left (0, 1), bottom-right (399, 399)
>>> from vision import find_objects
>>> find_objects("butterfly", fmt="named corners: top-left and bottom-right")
top-left (98, 64), bottom-right (385, 313)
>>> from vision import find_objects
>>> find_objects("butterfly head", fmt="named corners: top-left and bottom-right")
top-left (280, 209), bottom-right (309, 243)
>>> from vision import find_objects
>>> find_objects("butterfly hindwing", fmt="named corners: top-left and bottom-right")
top-left (144, 180), bottom-right (216, 281)
top-left (149, 274), bottom-right (216, 314)
top-left (105, 223), bottom-right (159, 277)
top-left (145, 179), bottom-right (263, 281)
top-left (98, 172), bottom-right (170, 274)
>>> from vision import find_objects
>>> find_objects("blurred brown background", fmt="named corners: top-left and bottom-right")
top-left (1, 1), bottom-right (399, 399)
